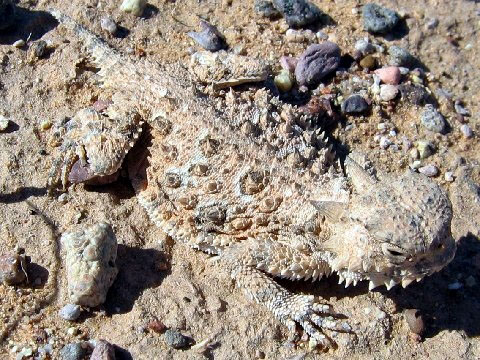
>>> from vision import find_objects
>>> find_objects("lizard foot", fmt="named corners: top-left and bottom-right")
top-left (277, 294), bottom-right (351, 349)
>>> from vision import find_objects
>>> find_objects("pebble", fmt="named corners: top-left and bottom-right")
top-left (341, 94), bottom-right (369, 114)
top-left (444, 171), bottom-right (454, 182)
top-left (447, 281), bottom-right (463, 290)
top-left (379, 136), bottom-right (392, 149)
top-left (425, 18), bottom-right (439, 30)
top-left (0, 0), bottom-right (15, 31)
top-left (454, 101), bottom-right (470, 116)
top-left (0, 114), bottom-right (9, 131)
top-left (404, 309), bottom-right (424, 335)
top-left (379, 84), bottom-right (398, 101)
top-left (285, 28), bottom-right (314, 42)
top-left (163, 329), bottom-right (192, 349)
top-left (120, 0), bottom-right (147, 17)
top-left (362, 3), bottom-right (399, 34)
top-left (13, 39), bottom-right (25, 48)
top-left (274, 69), bottom-right (294, 92)
top-left (148, 319), bottom-right (166, 334)
top-left (460, 124), bottom-right (473, 138)
top-left (188, 20), bottom-right (227, 52)
top-left (0, 252), bottom-right (27, 285)
top-left (279, 55), bottom-right (298, 72)
top-left (254, 0), bottom-right (280, 19)
top-left (354, 38), bottom-right (375, 55)
top-left (398, 84), bottom-right (432, 105)
top-left (100, 17), bottom-right (117, 35)
top-left (410, 160), bottom-right (422, 170)
top-left (374, 66), bottom-right (401, 85)
top-left (58, 193), bottom-right (69, 204)
top-left (388, 45), bottom-right (415, 67)
top-left (40, 120), bottom-right (52, 130)
top-left (33, 40), bottom-right (48, 58)
top-left (295, 42), bottom-right (341, 87)
top-left (59, 304), bottom-right (82, 321)
top-left (420, 104), bottom-right (447, 133)
top-left (272, 0), bottom-right (321, 28)
top-left (61, 223), bottom-right (118, 307)
top-left (90, 340), bottom-right (116, 360)
top-left (418, 165), bottom-right (438, 177)
top-left (416, 140), bottom-right (434, 159)
top-left (60, 343), bottom-right (87, 360)
top-left (359, 54), bottom-right (376, 69)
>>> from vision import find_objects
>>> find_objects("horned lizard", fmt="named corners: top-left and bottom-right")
top-left (47, 10), bottom-right (456, 348)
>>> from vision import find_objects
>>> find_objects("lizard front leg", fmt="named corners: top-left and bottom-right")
top-left (219, 238), bottom-right (351, 348)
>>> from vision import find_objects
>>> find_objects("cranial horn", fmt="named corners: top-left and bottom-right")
top-left (344, 156), bottom-right (377, 191)
top-left (310, 201), bottom-right (347, 222)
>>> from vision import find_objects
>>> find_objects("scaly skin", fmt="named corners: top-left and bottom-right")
top-left (48, 10), bottom-right (456, 348)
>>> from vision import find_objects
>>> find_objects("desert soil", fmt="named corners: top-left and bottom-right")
top-left (0, 0), bottom-right (479, 359)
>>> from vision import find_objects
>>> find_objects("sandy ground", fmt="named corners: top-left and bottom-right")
top-left (0, 0), bottom-right (479, 359)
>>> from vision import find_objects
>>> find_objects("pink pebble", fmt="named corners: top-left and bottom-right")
top-left (375, 66), bottom-right (401, 85)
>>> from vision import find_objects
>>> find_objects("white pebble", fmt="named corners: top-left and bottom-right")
top-left (58, 193), bottom-right (68, 204)
top-left (100, 17), bottom-right (118, 34)
top-left (120, 0), bottom-right (147, 16)
top-left (13, 39), bottom-right (25, 48)
top-left (389, 130), bottom-right (397, 137)
top-left (379, 136), bottom-right (392, 149)
top-left (444, 172), bottom-right (454, 182)
top-left (418, 165), bottom-right (438, 177)
top-left (410, 160), bottom-right (422, 170)
top-left (0, 115), bottom-right (9, 131)
top-left (59, 304), bottom-right (81, 321)
top-left (460, 124), bottom-right (473, 138)
top-left (379, 84), bottom-right (398, 101)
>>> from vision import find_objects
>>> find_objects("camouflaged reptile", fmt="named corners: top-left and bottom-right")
top-left (47, 10), bottom-right (456, 348)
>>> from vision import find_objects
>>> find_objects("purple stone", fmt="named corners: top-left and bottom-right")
top-left (294, 42), bottom-right (341, 87)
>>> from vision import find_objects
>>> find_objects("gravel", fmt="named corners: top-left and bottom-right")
top-left (100, 17), bottom-right (118, 35)
top-left (272, 0), bottom-right (322, 28)
top-left (60, 343), bottom-right (87, 360)
top-left (460, 124), bottom-right (473, 138)
top-left (388, 45), bottom-right (416, 67)
top-left (420, 104), bottom-right (447, 133)
top-left (59, 304), bottom-right (82, 321)
top-left (120, 0), bottom-right (147, 17)
top-left (33, 41), bottom-right (48, 59)
top-left (404, 309), bottom-right (425, 335)
top-left (295, 42), bottom-right (341, 86)
top-left (341, 94), bottom-right (369, 114)
top-left (416, 140), bottom-right (434, 159)
top-left (418, 165), bottom-right (439, 177)
top-left (0, 252), bottom-right (27, 285)
top-left (374, 66), bottom-right (401, 85)
top-left (0, 0), bottom-right (15, 31)
top-left (188, 20), bottom-right (227, 52)
top-left (362, 3), bottom-right (400, 34)
top-left (379, 84), bottom-right (398, 101)
top-left (90, 340), bottom-right (116, 360)
top-left (164, 329), bottom-right (193, 349)
top-left (0, 114), bottom-right (9, 131)
top-left (355, 38), bottom-right (375, 55)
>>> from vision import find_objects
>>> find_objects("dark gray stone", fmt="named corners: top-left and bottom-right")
top-left (294, 42), bottom-right (341, 87)
top-left (163, 329), bottom-right (192, 349)
top-left (388, 45), bottom-right (416, 67)
top-left (398, 84), bottom-right (433, 105)
top-left (362, 3), bottom-right (399, 34)
top-left (34, 41), bottom-right (48, 58)
top-left (420, 104), bottom-right (447, 133)
top-left (188, 20), bottom-right (227, 52)
top-left (60, 343), bottom-right (87, 360)
top-left (341, 95), bottom-right (369, 114)
top-left (254, 0), bottom-right (281, 19)
top-left (272, 0), bottom-right (321, 28)
top-left (0, 0), bottom-right (15, 31)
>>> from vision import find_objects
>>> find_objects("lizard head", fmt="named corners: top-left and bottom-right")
top-left (313, 156), bottom-right (456, 291)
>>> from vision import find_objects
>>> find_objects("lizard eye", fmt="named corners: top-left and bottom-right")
top-left (381, 243), bottom-right (407, 260)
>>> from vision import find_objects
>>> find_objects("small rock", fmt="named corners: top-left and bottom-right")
top-left (285, 28), bottom-right (314, 43)
top-left (279, 56), bottom-right (298, 72)
top-left (254, 0), bottom-right (281, 19)
top-left (418, 165), bottom-right (438, 177)
top-left (379, 84), bottom-right (398, 101)
top-left (60, 343), bottom-right (87, 360)
top-left (295, 42), bottom-right (341, 87)
top-left (444, 171), bottom-right (454, 182)
top-left (0, 252), bottom-right (27, 285)
top-left (274, 69), bottom-right (294, 92)
top-left (447, 281), bottom-right (463, 290)
top-left (272, 0), bottom-right (321, 28)
top-left (120, 0), bottom-right (147, 17)
top-left (420, 104), bottom-right (447, 133)
top-left (460, 124), bottom-right (473, 138)
top-left (416, 140), bottom-right (434, 159)
top-left (379, 136), bottom-right (392, 149)
top-left (409, 148), bottom-right (419, 159)
top-left (163, 329), bottom-right (193, 349)
top-left (90, 340), bottom-right (116, 360)
top-left (404, 309), bottom-right (424, 335)
top-left (374, 66), bottom-right (401, 85)
top-left (58, 193), bottom-right (69, 204)
top-left (33, 40), bottom-right (48, 58)
top-left (13, 39), bottom-right (25, 48)
top-left (188, 20), bottom-right (227, 52)
top-left (388, 45), bottom-right (415, 68)
top-left (359, 54), bottom-right (376, 69)
top-left (40, 120), bottom-right (52, 130)
top-left (341, 94), bottom-right (369, 114)
top-left (362, 3), bottom-right (399, 34)
top-left (62, 223), bottom-right (118, 307)
top-left (100, 17), bottom-right (117, 35)
top-left (206, 295), bottom-right (225, 313)
top-left (410, 160), bottom-right (422, 170)
top-left (59, 304), bottom-right (82, 321)
top-left (67, 327), bottom-right (78, 336)
top-left (398, 84), bottom-right (432, 105)
top-left (454, 101), bottom-right (470, 116)
top-left (147, 319), bottom-right (166, 334)
top-left (354, 38), bottom-right (375, 55)
top-left (425, 18), bottom-right (439, 30)
top-left (0, 0), bottom-right (15, 31)
top-left (0, 115), bottom-right (9, 131)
